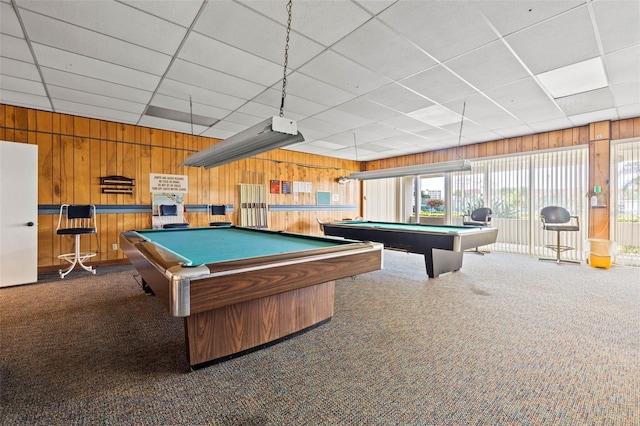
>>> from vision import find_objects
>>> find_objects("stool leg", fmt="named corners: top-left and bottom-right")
top-left (59, 234), bottom-right (96, 279)
top-left (59, 236), bottom-right (79, 279)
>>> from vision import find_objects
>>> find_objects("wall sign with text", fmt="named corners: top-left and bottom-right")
top-left (149, 173), bottom-right (188, 193)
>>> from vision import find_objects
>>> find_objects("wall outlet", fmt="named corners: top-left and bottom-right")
top-left (112, 243), bottom-right (118, 251)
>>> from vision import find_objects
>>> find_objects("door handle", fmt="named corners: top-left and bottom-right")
top-left (27, 221), bottom-right (35, 226)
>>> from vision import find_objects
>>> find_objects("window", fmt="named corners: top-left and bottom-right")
top-left (451, 147), bottom-right (588, 260)
top-left (612, 138), bottom-right (640, 266)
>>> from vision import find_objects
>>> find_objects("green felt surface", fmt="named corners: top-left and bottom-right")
top-left (336, 221), bottom-right (481, 233)
top-left (136, 227), bottom-right (343, 266)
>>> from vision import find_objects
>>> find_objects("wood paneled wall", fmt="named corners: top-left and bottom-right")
top-left (0, 105), bottom-right (361, 270)
top-left (2, 103), bottom-right (639, 271)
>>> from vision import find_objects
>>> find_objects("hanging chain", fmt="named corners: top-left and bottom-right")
top-left (279, 0), bottom-right (293, 117)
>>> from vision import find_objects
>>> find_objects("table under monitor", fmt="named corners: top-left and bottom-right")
top-left (120, 226), bottom-right (383, 368)
top-left (321, 220), bottom-right (497, 278)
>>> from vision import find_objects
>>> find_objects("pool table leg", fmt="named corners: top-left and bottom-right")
top-left (424, 249), bottom-right (464, 278)
top-left (184, 281), bottom-right (335, 367)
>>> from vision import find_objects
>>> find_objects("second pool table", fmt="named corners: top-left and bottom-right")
top-left (120, 226), bottom-right (383, 368)
top-left (321, 220), bottom-right (498, 278)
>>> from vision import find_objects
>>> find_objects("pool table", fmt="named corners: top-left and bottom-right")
top-left (321, 220), bottom-right (497, 278)
top-left (119, 226), bottom-right (383, 367)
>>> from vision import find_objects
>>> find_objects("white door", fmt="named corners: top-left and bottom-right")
top-left (0, 141), bottom-right (38, 286)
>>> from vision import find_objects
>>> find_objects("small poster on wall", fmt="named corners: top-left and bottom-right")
top-left (270, 179), bottom-right (281, 194)
top-left (281, 180), bottom-right (292, 194)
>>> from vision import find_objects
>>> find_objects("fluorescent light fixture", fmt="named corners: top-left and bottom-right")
top-left (181, 116), bottom-right (304, 169)
top-left (347, 159), bottom-right (471, 180)
top-left (145, 105), bottom-right (219, 127)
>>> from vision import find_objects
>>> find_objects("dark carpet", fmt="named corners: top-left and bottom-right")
top-left (1, 252), bottom-right (638, 425)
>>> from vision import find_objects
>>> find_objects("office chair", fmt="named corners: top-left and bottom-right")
top-left (462, 207), bottom-right (493, 255)
top-left (159, 204), bottom-right (189, 229)
top-left (540, 206), bottom-right (580, 264)
top-left (210, 204), bottom-right (232, 227)
top-left (463, 207), bottom-right (492, 227)
top-left (56, 204), bottom-right (97, 278)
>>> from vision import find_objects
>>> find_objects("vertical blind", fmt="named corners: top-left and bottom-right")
top-left (612, 138), bottom-right (640, 266)
top-left (451, 147), bottom-right (589, 260)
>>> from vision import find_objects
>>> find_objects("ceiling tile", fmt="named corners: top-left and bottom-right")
top-left (378, 1), bottom-right (498, 62)
top-left (610, 81), bottom-right (640, 107)
top-left (124, 0), bottom-right (204, 27)
top-left (555, 87), bottom-right (615, 116)
top-left (157, 78), bottom-right (246, 111)
top-left (16, 0), bottom-right (188, 54)
top-left (527, 117), bottom-right (573, 133)
top-left (42, 67), bottom-right (152, 104)
top-left (246, 0), bottom-right (372, 48)
top-left (251, 87), bottom-right (328, 118)
top-left (0, 57), bottom-right (40, 81)
top-left (196, 1), bottom-right (323, 68)
top-left (364, 83), bottom-right (434, 114)
top-left (400, 65), bottom-right (477, 104)
top-left (285, 71), bottom-right (356, 107)
top-left (48, 85), bottom-right (146, 114)
top-left (166, 59), bottom-right (266, 100)
top-left (179, 31), bottom-right (282, 87)
top-left (505, 5), bottom-right (600, 74)
top-left (0, 74), bottom-right (46, 96)
top-left (494, 124), bottom-right (535, 139)
top-left (236, 101), bottom-right (291, 121)
top-left (0, 1), bottom-right (23, 37)
top-left (477, 1), bottom-right (584, 36)
top-left (353, 0), bottom-right (396, 15)
top-left (568, 107), bottom-right (618, 126)
top-left (299, 116), bottom-right (352, 137)
top-left (313, 107), bottom-right (375, 130)
top-left (592, 0), bottom-right (640, 53)
top-left (484, 77), bottom-right (563, 122)
top-left (333, 97), bottom-right (398, 122)
top-left (445, 40), bottom-right (530, 91)
top-left (605, 45), bottom-right (640, 86)
top-left (380, 115), bottom-right (436, 136)
top-left (442, 94), bottom-right (521, 129)
top-left (0, 90), bottom-right (51, 109)
top-left (617, 104), bottom-right (640, 120)
top-left (298, 50), bottom-right (390, 96)
top-left (53, 99), bottom-right (141, 124)
top-left (1, 34), bottom-right (36, 63)
top-left (21, 10), bottom-right (171, 75)
top-left (32, 43), bottom-right (162, 91)
top-left (332, 19), bottom-right (437, 81)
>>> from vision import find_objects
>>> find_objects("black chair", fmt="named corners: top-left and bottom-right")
top-left (56, 204), bottom-right (97, 278)
top-left (159, 204), bottom-right (189, 229)
top-left (463, 207), bottom-right (492, 227)
top-left (463, 207), bottom-right (492, 254)
top-left (210, 204), bottom-right (232, 227)
top-left (540, 206), bottom-right (580, 264)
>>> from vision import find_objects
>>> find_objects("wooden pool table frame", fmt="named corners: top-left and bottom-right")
top-left (120, 227), bottom-right (383, 368)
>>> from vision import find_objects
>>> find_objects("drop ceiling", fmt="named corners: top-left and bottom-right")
top-left (1, 0), bottom-right (638, 161)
